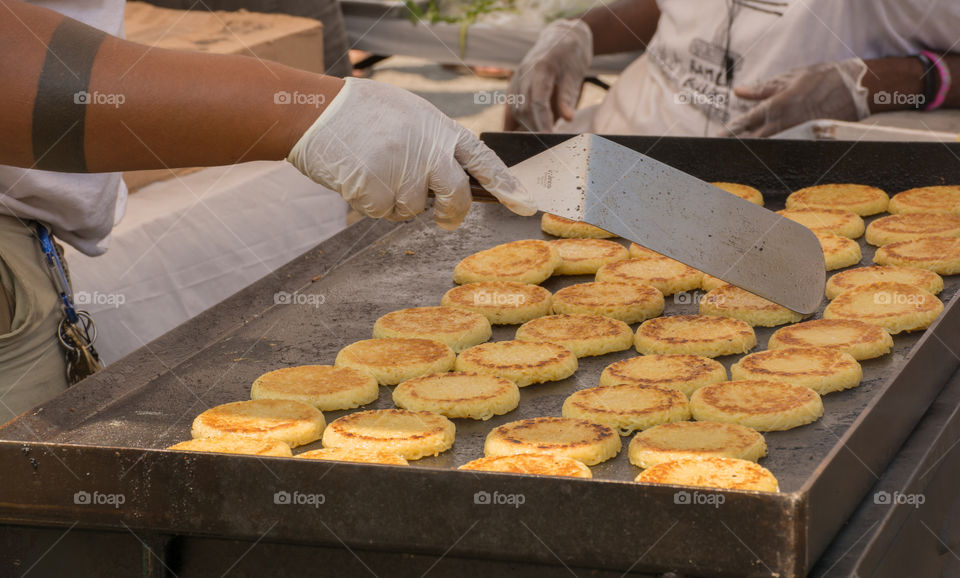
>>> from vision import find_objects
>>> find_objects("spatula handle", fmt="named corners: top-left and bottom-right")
top-left (426, 179), bottom-right (501, 203)
top-left (469, 180), bottom-right (500, 202)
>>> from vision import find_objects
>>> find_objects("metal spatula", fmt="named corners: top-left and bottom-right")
top-left (470, 134), bottom-right (825, 314)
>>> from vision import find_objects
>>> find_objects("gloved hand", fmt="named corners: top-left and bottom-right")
top-left (725, 58), bottom-right (871, 137)
top-left (288, 78), bottom-right (537, 230)
top-left (506, 19), bottom-right (593, 132)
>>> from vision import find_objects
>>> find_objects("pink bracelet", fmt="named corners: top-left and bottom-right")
top-left (920, 50), bottom-right (951, 111)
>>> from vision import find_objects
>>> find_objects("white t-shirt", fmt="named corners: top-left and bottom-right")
top-left (588, 0), bottom-right (960, 136)
top-left (0, 0), bottom-right (128, 256)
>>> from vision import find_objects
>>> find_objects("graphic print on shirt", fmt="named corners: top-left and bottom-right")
top-left (648, 0), bottom-right (786, 128)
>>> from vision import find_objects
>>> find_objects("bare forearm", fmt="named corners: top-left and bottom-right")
top-left (579, 0), bottom-right (660, 56)
top-left (0, 0), bottom-right (343, 173)
top-left (864, 55), bottom-right (960, 113)
top-left (86, 37), bottom-right (343, 172)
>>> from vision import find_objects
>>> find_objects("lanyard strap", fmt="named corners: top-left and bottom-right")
top-left (35, 223), bottom-right (80, 324)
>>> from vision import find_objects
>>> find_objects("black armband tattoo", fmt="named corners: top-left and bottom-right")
top-left (32, 17), bottom-right (106, 172)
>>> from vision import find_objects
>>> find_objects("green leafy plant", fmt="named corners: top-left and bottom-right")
top-left (403, 0), bottom-right (519, 57)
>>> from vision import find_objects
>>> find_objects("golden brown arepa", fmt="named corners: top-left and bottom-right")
top-left (251, 365), bottom-right (379, 411)
top-left (699, 284), bottom-right (806, 327)
top-left (515, 313), bottom-right (634, 357)
top-left (712, 182), bottom-right (764, 205)
top-left (730, 346), bottom-right (862, 395)
top-left (541, 213), bottom-right (616, 238)
top-left (777, 208), bottom-right (865, 238)
top-left (454, 240), bottom-right (561, 284)
top-left (372, 306), bottom-right (491, 352)
top-left (459, 453), bottom-right (592, 478)
top-left (888, 186), bottom-right (960, 215)
top-left (628, 421), bottom-right (767, 469)
top-left (599, 354), bottom-right (727, 397)
top-left (550, 238), bottom-right (629, 275)
top-left (191, 399), bottom-right (325, 448)
top-left (455, 340), bottom-right (578, 387)
top-left (866, 213), bottom-right (960, 246)
top-left (484, 417), bottom-right (621, 466)
top-left (873, 237), bottom-right (960, 275)
top-left (786, 184), bottom-right (888, 216)
top-left (635, 456), bottom-right (779, 492)
top-left (561, 384), bottom-right (690, 435)
top-left (825, 266), bottom-right (943, 299)
top-left (823, 281), bottom-right (944, 334)
top-left (634, 315), bottom-right (757, 358)
top-left (442, 281), bottom-right (552, 324)
top-left (689, 379), bottom-right (823, 431)
top-left (321, 409), bottom-right (455, 460)
top-left (335, 338), bottom-right (456, 385)
top-left (767, 318), bottom-right (893, 360)
top-left (551, 281), bottom-right (664, 324)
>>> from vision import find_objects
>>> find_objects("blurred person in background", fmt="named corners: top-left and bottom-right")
top-left (506, 0), bottom-right (960, 137)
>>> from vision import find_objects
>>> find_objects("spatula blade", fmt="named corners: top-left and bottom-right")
top-left (509, 134), bottom-right (825, 314)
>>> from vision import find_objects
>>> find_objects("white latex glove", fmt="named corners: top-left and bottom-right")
top-left (288, 78), bottom-right (537, 230)
top-left (507, 19), bottom-right (593, 132)
top-left (725, 58), bottom-right (871, 137)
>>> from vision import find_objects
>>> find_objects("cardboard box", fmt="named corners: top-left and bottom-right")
top-left (123, 2), bottom-right (324, 191)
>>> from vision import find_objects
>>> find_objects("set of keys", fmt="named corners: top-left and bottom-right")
top-left (36, 223), bottom-right (103, 384)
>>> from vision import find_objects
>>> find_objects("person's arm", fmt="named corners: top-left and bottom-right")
top-left (863, 55), bottom-right (960, 113)
top-left (0, 0), bottom-right (340, 172)
top-left (579, 0), bottom-right (660, 56)
top-left (0, 0), bottom-right (536, 228)
top-left (505, 0), bottom-right (660, 132)
top-left (727, 54), bottom-right (960, 137)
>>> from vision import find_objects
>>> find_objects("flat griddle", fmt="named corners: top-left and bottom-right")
top-left (2, 136), bottom-right (960, 577)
